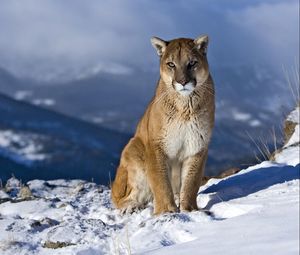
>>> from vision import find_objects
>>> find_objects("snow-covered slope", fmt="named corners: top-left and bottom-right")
top-left (0, 108), bottom-right (299, 254)
top-left (0, 93), bottom-right (129, 183)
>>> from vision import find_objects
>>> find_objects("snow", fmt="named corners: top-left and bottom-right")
top-left (91, 117), bottom-right (104, 124)
top-left (32, 99), bottom-right (56, 107)
top-left (232, 109), bottom-right (252, 121)
top-left (14, 91), bottom-right (33, 101)
top-left (0, 190), bottom-right (9, 199)
top-left (249, 119), bottom-right (261, 127)
top-left (0, 163), bottom-right (298, 254)
top-left (275, 145), bottom-right (299, 166)
top-left (286, 106), bottom-right (299, 123)
top-left (0, 130), bottom-right (48, 165)
top-left (0, 108), bottom-right (299, 254)
top-left (232, 109), bottom-right (262, 127)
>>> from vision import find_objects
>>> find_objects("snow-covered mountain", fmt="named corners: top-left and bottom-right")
top-left (0, 93), bottom-right (129, 184)
top-left (0, 65), bottom-right (291, 133)
top-left (0, 106), bottom-right (299, 254)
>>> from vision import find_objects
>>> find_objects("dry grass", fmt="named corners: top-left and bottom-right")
top-left (246, 128), bottom-right (282, 163)
top-left (247, 64), bottom-right (299, 163)
top-left (282, 64), bottom-right (300, 105)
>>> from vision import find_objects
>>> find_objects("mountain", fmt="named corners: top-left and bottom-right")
top-left (0, 66), bottom-right (291, 177)
top-left (0, 65), bottom-right (291, 132)
top-left (0, 93), bottom-right (129, 184)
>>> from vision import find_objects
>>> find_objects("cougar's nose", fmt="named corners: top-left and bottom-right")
top-left (177, 78), bottom-right (188, 86)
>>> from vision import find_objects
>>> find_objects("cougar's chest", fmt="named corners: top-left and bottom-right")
top-left (163, 116), bottom-right (210, 161)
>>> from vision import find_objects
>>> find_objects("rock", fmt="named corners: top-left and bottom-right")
top-left (219, 167), bottom-right (241, 178)
top-left (272, 105), bottom-right (299, 161)
top-left (5, 177), bottom-right (21, 197)
top-left (58, 203), bottom-right (68, 208)
top-left (30, 218), bottom-right (60, 232)
top-left (202, 167), bottom-right (241, 185)
top-left (18, 185), bottom-right (32, 199)
top-left (0, 198), bottom-right (11, 204)
top-left (284, 120), bottom-right (297, 144)
top-left (284, 104), bottom-right (299, 145)
top-left (41, 217), bottom-right (60, 226)
top-left (43, 241), bottom-right (75, 249)
top-left (73, 182), bottom-right (85, 194)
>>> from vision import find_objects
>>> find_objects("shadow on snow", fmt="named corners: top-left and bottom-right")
top-left (201, 163), bottom-right (300, 210)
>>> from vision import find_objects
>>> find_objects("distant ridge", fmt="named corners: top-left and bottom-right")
top-left (0, 92), bottom-right (130, 184)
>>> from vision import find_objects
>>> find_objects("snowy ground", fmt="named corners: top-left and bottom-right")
top-left (0, 107), bottom-right (299, 255)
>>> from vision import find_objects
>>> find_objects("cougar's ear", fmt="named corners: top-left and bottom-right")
top-left (151, 36), bottom-right (168, 56)
top-left (194, 35), bottom-right (209, 54)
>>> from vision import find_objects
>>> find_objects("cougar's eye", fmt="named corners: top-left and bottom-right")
top-left (167, 62), bottom-right (175, 68)
top-left (188, 60), bottom-right (198, 67)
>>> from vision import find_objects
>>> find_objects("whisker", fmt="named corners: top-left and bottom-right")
top-left (197, 83), bottom-right (214, 91)
top-left (150, 89), bottom-right (170, 107)
top-left (196, 86), bottom-right (215, 97)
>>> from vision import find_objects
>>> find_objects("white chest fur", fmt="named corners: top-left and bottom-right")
top-left (163, 117), bottom-right (210, 161)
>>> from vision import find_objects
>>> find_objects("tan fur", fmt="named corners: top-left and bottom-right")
top-left (112, 36), bottom-right (215, 215)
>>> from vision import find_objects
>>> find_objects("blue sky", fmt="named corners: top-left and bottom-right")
top-left (0, 0), bottom-right (298, 81)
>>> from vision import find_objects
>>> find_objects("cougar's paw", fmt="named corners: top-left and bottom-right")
top-left (180, 203), bottom-right (198, 212)
top-left (153, 203), bottom-right (179, 215)
top-left (120, 202), bottom-right (144, 215)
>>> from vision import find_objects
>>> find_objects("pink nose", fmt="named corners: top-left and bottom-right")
top-left (177, 79), bottom-right (188, 86)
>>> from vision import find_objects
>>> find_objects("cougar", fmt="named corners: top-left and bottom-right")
top-left (112, 35), bottom-right (215, 215)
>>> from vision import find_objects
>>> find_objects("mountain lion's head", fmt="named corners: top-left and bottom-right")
top-left (151, 35), bottom-right (210, 96)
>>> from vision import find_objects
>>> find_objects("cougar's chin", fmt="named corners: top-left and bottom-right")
top-left (174, 81), bottom-right (194, 96)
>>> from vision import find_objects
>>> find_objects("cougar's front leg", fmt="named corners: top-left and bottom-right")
top-left (146, 145), bottom-right (178, 215)
top-left (180, 150), bottom-right (208, 212)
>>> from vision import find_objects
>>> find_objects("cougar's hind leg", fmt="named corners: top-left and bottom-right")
top-left (112, 137), bottom-right (151, 214)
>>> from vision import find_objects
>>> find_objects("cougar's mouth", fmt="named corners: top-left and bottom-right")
top-left (174, 81), bottom-right (195, 96)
